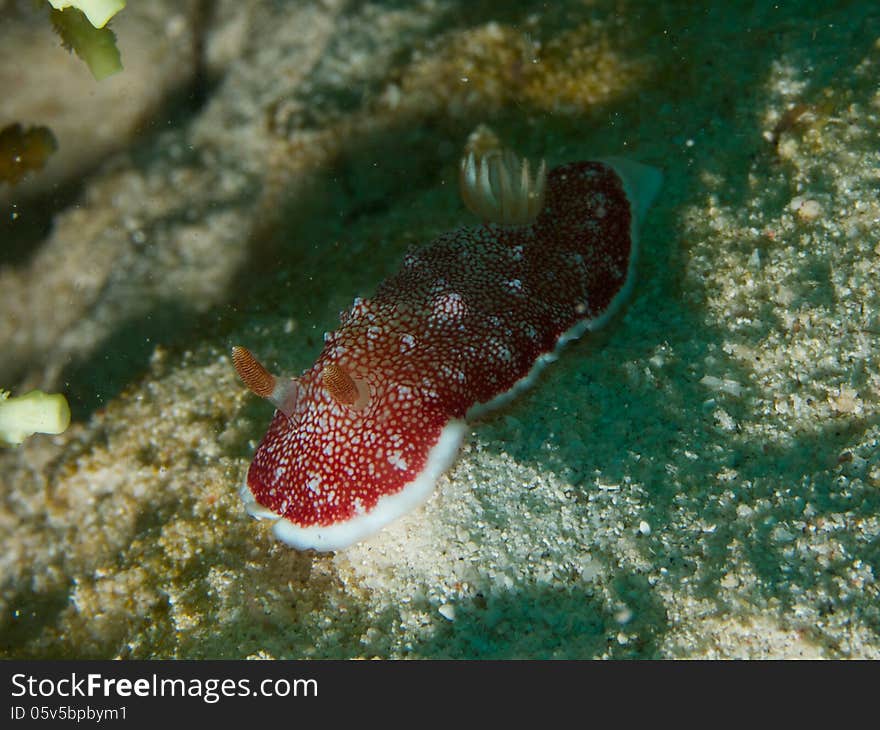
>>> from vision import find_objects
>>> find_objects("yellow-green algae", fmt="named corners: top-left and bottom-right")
top-left (50, 6), bottom-right (123, 80)
top-left (48, 0), bottom-right (126, 29)
top-left (0, 390), bottom-right (70, 446)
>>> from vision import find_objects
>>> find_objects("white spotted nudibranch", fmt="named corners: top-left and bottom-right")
top-left (233, 129), bottom-right (662, 551)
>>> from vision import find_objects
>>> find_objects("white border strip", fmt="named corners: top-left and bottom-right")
top-left (241, 420), bottom-right (466, 551)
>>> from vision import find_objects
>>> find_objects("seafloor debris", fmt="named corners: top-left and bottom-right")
top-left (50, 5), bottom-right (123, 80)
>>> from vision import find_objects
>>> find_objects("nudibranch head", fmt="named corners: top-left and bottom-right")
top-left (459, 129), bottom-right (547, 226)
top-left (235, 335), bottom-right (467, 551)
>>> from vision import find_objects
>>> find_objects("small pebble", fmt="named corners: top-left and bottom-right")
top-left (789, 196), bottom-right (822, 221)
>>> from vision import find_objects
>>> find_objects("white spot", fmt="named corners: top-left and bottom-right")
top-left (438, 604), bottom-right (456, 621)
top-left (790, 196), bottom-right (822, 221)
top-left (400, 333), bottom-right (416, 351)
top-left (700, 375), bottom-right (743, 397)
top-left (388, 450), bottom-right (408, 471)
top-left (307, 476), bottom-right (321, 494)
top-left (432, 292), bottom-right (467, 320)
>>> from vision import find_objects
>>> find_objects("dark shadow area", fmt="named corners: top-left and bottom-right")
top-left (0, 179), bottom-right (84, 268)
top-left (58, 303), bottom-right (196, 421)
top-left (0, 583), bottom-right (71, 656)
top-left (408, 574), bottom-right (669, 659)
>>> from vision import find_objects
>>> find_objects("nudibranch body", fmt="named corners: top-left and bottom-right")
top-left (234, 139), bottom-right (661, 551)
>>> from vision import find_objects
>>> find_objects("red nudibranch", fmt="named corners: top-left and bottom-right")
top-left (233, 131), bottom-right (662, 551)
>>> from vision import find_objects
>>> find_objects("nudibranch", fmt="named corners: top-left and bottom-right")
top-left (234, 131), bottom-right (662, 551)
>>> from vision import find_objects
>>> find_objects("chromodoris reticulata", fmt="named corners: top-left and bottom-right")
top-left (233, 134), bottom-right (661, 551)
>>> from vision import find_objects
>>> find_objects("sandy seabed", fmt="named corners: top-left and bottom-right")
top-left (1, 0), bottom-right (878, 658)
